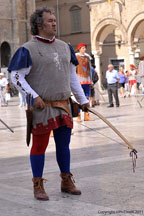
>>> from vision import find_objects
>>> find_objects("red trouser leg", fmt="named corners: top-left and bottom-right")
top-left (30, 131), bottom-right (51, 177)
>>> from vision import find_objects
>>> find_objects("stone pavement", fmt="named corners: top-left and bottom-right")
top-left (0, 95), bottom-right (144, 216)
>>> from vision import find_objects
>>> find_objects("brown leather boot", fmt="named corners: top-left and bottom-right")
top-left (77, 113), bottom-right (81, 122)
top-left (60, 173), bottom-right (81, 195)
top-left (32, 177), bottom-right (49, 200)
top-left (84, 112), bottom-right (94, 121)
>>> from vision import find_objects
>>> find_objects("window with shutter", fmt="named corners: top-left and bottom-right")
top-left (70, 6), bottom-right (82, 33)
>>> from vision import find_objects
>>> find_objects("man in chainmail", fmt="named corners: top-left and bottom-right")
top-left (8, 7), bottom-right (89, 201)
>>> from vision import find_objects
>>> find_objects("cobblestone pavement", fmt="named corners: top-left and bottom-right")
top-left (0, 95), bottom-right (144, 216)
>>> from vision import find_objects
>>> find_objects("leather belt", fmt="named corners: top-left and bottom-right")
top-left (108, 82), bottom-right (117, 85)
top-left (44, 99), bottom-right (70, 115)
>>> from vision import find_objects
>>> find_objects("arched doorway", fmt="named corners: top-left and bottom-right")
top-left (91, 19), bottom-right (126, 88)
top-left (95, 24), bottom-right (126, 87)
top-left (1, 42), bottom-right (11, 67)
top-left (127, 14), bottom-right (144, 67)
top-left (130, 19), bottom-right (144, 67)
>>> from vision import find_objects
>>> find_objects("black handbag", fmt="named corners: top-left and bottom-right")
top-left (69, 97), bottom-right (80, 117)
top-left (93, 72), bottom-right (99, 84)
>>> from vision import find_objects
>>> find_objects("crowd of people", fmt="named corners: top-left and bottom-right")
top-left (118, 61), bottom-right (144, 98)
top-left (105, 60), bottom-right (144, 107)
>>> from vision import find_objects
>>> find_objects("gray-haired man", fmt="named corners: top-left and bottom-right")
top-left (106, 64), bottom-right (120, 107)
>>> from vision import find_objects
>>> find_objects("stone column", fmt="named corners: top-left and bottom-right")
top-left (92, 50), bottom-right (102, 90)
top-left (11, 0), bottom-right (19, 53)
top-left (128, 47), bottom-right (135, 65)
top-left (26, 0), bottom-right (36, 41)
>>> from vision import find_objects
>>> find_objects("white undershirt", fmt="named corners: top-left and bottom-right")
top-left (11, 63), bottom-right (89, 105)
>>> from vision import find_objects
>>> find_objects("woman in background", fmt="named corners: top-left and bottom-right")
top-left (127, 64), bottom-right (138, 95)
top-left (118, 66), bottom-right (126, 97)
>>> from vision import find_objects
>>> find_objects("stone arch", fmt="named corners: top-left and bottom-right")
top-left (1, 41), bottom-right (11, 67)
top-left (91, 18), bottom-right (127, 51)
top-left (69, 5), bottom-right (81, 11)
top-left (127, 12), bottom-right (144, 45)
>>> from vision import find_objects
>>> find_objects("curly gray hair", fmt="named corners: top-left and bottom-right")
top-left (30, 7), bottom-right (55, 35)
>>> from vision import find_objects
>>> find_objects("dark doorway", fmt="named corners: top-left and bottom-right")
top-left (101, 33), bottom-right (117, 88)
top-left (1, 42), bottom-right (11, 67)
top-left (110, 59), bottom-right (124, 71)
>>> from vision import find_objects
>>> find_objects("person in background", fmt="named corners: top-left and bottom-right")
top-left (127, 64), bottom-right (138, 95)
top-left (106, 64), bottom-right (120, 107)
top-left (0, 72), bottom-right (9, 107)
top-left (138, 56), bottom-right (144, 92)
top-left (124, 71), bottom-right (130, 97)
top-left (18, 91), bottom-right (26, 107)
top-left (118, 66), bottom-right (126, 97)
top-left (90, 65), bottom-right (100, 107)
top-left (76, 43), bottom-right (93, 121)
top-left (135, 73), bottom-right (141, 92)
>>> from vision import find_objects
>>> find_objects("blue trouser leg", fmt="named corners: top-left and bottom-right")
top-left (30, 154), bottom-right (45, 177)
top-left (78, 84), bottom-right (90, 112)
top-left (53, 126), bottom-right (71, 173)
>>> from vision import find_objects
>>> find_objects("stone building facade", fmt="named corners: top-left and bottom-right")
top-left (1, 0), bottom-right (144, 88)
top-left (88, 0), bottom-right (144, 87)
top-left (36, 0), bottom-right (91, 52)
top-left (0, 0), bottom-right (35, 71)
